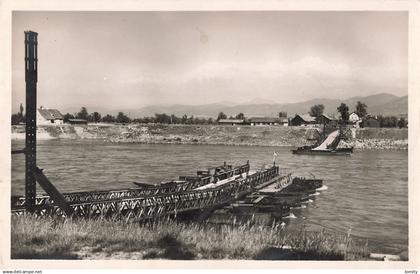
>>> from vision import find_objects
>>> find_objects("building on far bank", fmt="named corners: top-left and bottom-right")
top-left (278, 112), bottom-right (289, 126)
top-left (37, 107), bottom-right (64, 125)
top-left (218, 119), bottom-right (244, 126)
top-left (68, 119), bottom-right (88, 125)
top-left (290, 114), bottom-right (316, 126)
top-left (349, 112), bottom-right (362, 128)
top-left (249, 117), bottom-right (281, 126)
top-left (248, 111), bottom-right (289, 126)
top-left (349, 112), bottom-right (360, 123)
top-left (279, 117), bottom-right (289, 126)
top-left (317, 114), bottom-right (338, 126)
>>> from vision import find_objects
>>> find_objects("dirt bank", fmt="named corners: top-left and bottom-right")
top-left (11, 124), bottom-right (408, 150)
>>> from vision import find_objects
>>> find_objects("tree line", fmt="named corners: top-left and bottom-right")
top-left (132, 113), bottom-right (215, 125)
top-left (308, 101), bottom-right (407, 128)
top-left (309, 101), bottom-right (368, 120)
top-left (11, 103), bottom-right (25, 125)
top-left (63, 107), bottom-right (131, 124)
top-left (69, 108), bottom-right (219, 124)
top-left (11, 103), bottom-right (407, 128)
top-left (67, 108), bottom-right (242, 125)
top-left (11, 105), bottom-right (226, 125)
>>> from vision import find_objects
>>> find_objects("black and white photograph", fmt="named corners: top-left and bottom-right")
top-left (1, 1), bottom-right (419, 269)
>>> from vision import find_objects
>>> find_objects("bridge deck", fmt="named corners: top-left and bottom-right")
top-left (12, 166), bottom-right (280, 222)
top-left (12, 162), bottom-right (250, 207)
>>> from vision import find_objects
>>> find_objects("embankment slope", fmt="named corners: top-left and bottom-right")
top-left (11, 124), bottom-right (408, 150)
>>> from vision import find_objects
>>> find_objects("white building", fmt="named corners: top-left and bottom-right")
top-left (349, 112), bottom-right (361, 128)
top-left (249, 117), bottom-right (281, 126)
top-left (349, 112), bottom-right (360, 123)
top-left (37, 107), bottom-right (64, 125)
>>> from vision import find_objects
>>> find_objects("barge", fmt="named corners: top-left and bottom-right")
top-left (208, 174), bottom-right (324, 224)
top-left (292, 147), bottom-right (353, 155)
top-left (292, 126), bottom-right (353, 155)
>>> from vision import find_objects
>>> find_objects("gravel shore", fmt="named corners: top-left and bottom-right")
top-left (11, 124), bottom-right (408, 150)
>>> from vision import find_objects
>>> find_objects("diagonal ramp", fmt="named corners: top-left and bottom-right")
top-left (312, 130), bottom-right (340, 150)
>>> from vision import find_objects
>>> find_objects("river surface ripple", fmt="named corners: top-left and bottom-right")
top-left (11, 139), bottom-right (408, 254)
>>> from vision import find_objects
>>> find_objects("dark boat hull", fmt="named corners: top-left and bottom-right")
top-left (292, 147), bottom-right (353, 155)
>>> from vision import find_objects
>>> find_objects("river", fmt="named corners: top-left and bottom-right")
top-left (11, 139), bottom-right (408, 255)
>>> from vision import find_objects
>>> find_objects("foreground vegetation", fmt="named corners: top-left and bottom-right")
top-left (11, 215), bottom-right (370, 260)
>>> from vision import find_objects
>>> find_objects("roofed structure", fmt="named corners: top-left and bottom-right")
top-left (249, 117), bottom-right (281, 126)
top-left (218, 119), bottom-right (244, 125)
top-left (317, 114), bottom-right (339, 125)
top-left (37, 107), bottom-right (64, 125)
top-left (290, 114), bottom-right (316, 126)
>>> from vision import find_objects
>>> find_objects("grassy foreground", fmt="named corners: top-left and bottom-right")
top-left (11, 215), bottom-right (370, 260)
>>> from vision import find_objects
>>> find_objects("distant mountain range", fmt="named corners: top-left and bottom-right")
top-left (59, 93), bottom-right (407, 118)
top-left (130, 93), bottom-right (407, 118)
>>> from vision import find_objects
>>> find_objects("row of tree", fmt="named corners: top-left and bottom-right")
top-left (68, 108), bottom-right (216, 125)
top-left (309, 101), bottom-right (407, 128)
top-left (10, 105), bottom-right (218, 125)
top-left (376, 115), bottom-right (407, 128)
top-left (11, 104), bottom-right (407, 128)
top-left (335, 102), bottom-right (407, 128)
top-left (132, 114), bottom-right (215, 125)
top-left (11, 104), bottom-right (25, 125)
top-left (309, 101), bottom-right (368, 120)
top-left (72, 109), bottom-right (247, 125)
top-left (63, 107), bottom-right (131, 124)
top-left (216, 112), bottom-right (245, 121)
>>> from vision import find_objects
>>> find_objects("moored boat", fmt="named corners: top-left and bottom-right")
top-left (292, 147), bottom-right (353, 155)
top-left (292, 126), bottom-right (353, 156)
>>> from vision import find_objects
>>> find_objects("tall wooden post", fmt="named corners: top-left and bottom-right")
top-left (24, 31), bottom-right (38, 211)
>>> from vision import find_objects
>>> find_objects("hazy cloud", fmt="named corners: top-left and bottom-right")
top-left (12, 11), bottom-right (407, 112)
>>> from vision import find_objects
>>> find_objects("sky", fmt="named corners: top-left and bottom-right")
top-left (12, 11), bottom-right (408, 113)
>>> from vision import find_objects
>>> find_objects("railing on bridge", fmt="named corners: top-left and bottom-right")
top-left (12, 165), bottom-right (280, 222)
top-left (11, 162), bottom-right (250, 208)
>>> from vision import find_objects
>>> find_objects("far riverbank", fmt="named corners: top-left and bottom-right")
top-left (11, 124), bottom-right (408, 150)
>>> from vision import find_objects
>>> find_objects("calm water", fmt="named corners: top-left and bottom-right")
top-left (11, 139), bottom-right (408, 254)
